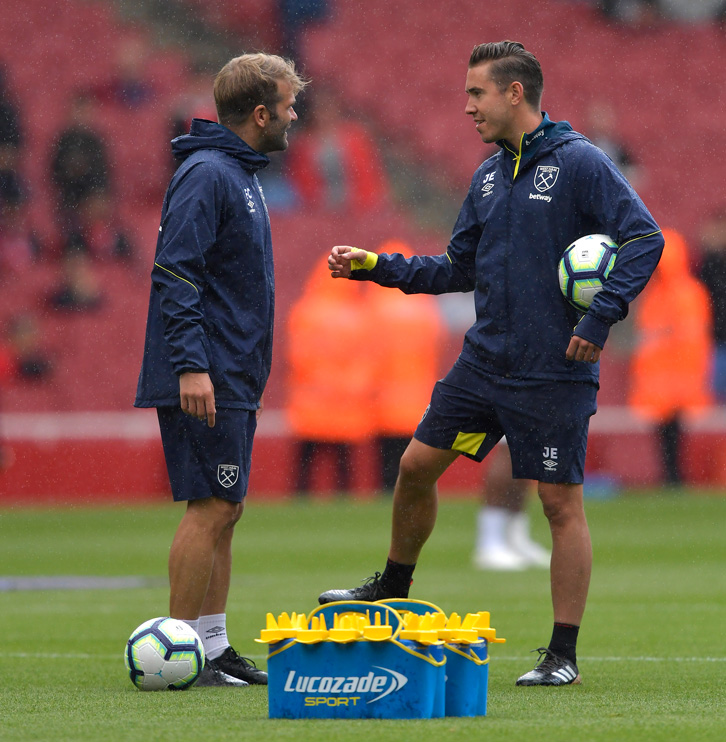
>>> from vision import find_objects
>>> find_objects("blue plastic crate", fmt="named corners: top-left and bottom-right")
top-left (267, 602), bottom-right (444, 719)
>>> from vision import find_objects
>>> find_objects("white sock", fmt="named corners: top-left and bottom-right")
top-left (477, 507), bottom-right (512, 552)
top-left (198, 613), bottom-right (229, 661)
top-left (180, 618), bottom-right (200, 636)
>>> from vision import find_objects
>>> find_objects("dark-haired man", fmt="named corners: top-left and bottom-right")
top-left (135, 54), bottom-right (307, 687)
top-left (318, 41), bottom-right (663, 686)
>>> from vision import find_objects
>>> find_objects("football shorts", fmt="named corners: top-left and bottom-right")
top-left (157, 406), bottom-right (257, 503)
top-left (414, 358), bottom-right (597, 484)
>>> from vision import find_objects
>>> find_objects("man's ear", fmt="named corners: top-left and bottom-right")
top-left (252, 104), bottom-right (268, 128)
top-left (508, 81), bottom-right (525, 107)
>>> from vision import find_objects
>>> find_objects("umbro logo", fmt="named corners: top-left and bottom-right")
top-left (244, 187), bottom-right (257, 213)
top-left (543, 447), bottom-right (558, 472)
top-left (205, 626), bottom-right (225, 635)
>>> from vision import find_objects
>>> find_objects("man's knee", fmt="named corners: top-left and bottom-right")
top-left (538, 483), bottom-right (584, 525)
top-left (187, 496), bottom-right (244, 531)
top-left (398, 440), bottom-right (457, 487)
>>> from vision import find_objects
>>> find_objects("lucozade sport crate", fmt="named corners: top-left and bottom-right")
top-left (259, 600), bottom-right (505, 720)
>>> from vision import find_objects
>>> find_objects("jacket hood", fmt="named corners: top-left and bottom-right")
top-left (171, 118), bottom-right (270, 171)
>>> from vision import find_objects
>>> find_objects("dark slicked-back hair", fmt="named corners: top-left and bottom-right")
top-left (469, 41), bottom-right (543, 109)
top-left (214, 53), bottom-right (308, 128)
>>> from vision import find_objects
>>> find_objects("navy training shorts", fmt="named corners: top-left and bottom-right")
top-left (414, 358), bottom-right (597, 484)
top-left (157, 406), bottom-right (257, 503)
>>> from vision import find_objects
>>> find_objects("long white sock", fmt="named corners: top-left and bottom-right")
top-left (198, 613), bottom-right (229, 661)
top-left (477, 507), bottom-right (512, 552)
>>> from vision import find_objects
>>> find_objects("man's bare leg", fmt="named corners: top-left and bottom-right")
top-left (168, 497), bottom-right (243, 620)
top-left (538, 482), bottom-right (591, 626)
top-left (515, 481), bottom-right (590, 686)
top-left (388, 439), bottom-right (459, 564)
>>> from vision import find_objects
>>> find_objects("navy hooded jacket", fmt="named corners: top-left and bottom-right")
top-left (135, 119), bottom-right (274, 409)
top-left (350, 114), bottom-right (664, 385)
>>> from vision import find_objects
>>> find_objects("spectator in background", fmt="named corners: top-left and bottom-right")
top-left (629, 228), bottom-right (712, 485)
top-left (0, 64), bottom-right (23, 196)
top-left (286, 254), bottom-right (375, 495)
top-left (585, 99), bottom-right (641, 188)
top-left (47, 250), bottom-right (103, 312)
top-left (51, 92), bottom-right (110, 234)
top-left (366, 240), bottom-right (446, 493)
top-left (51, 91), bottom-right (132, 260)
top-left (287, 85), bottom-right (390, 214)
top-left (277, 0), bottom-right (330, 61)
top-left (697, 208), bottom-right (726, 403)
top-left (49, 93), bottom-right (131, 310)
top-left (0, 177), bottom-right (41, 274)
top-left (598, 0), bottom-right (663, 26)
top-left (94, 34), bottom-right (154, 110)
top-left (6, 313), bottom-right (52, 382)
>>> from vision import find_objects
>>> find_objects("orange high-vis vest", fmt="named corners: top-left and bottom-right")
top-left (285, 255), bottom-right (376, 442)
top-left (628, 228), bottom-right (713, 422)
top-left (366, 240), bottom-right (446, 435)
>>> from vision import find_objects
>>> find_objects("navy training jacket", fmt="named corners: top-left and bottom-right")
top-left (350, 114), bottom-right (664, 385)
top-left (135, 119), bottom-right (274, 409)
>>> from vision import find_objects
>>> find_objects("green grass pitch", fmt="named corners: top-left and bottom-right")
top-left (1, 492), bottom-right (726, 741)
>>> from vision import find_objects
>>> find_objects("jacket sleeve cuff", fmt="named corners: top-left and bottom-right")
top-left (350, 250), bottom-right (379, 271)
top-left (572, 312), bottom-right (611, 349)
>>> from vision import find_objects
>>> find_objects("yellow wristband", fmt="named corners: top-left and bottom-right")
top-left (350, 250), bottom-right (378, 271)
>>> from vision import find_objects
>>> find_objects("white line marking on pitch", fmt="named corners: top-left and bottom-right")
top-left (497, 656), bottom-right (726, 663)
top-left (0, 652), bottom-right (271, 661)
top-left (2, 653), bottom-right (725, 663)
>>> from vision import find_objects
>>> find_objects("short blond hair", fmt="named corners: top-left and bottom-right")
top-left (214, 53), bottom-right (308, 127)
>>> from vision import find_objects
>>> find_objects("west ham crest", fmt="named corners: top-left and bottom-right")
top-left (534, 165), bottom-right (559, 192)
top-left (217, 464), bottom-right (239, 488)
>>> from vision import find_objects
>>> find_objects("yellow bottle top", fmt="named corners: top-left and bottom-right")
top-left (296, 614), bottom-right (329, 644)
top-left (256, 611), bottom-right (308, 643)
top-left (327, 613), bottom-right (365, 643)
top-left (398, 612), bottom-right (443, 645)
top-left (362, 610), bottom-right (394, 641)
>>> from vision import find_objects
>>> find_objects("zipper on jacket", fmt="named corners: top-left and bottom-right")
top-left (502, 175), bottom-right (514, 377)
